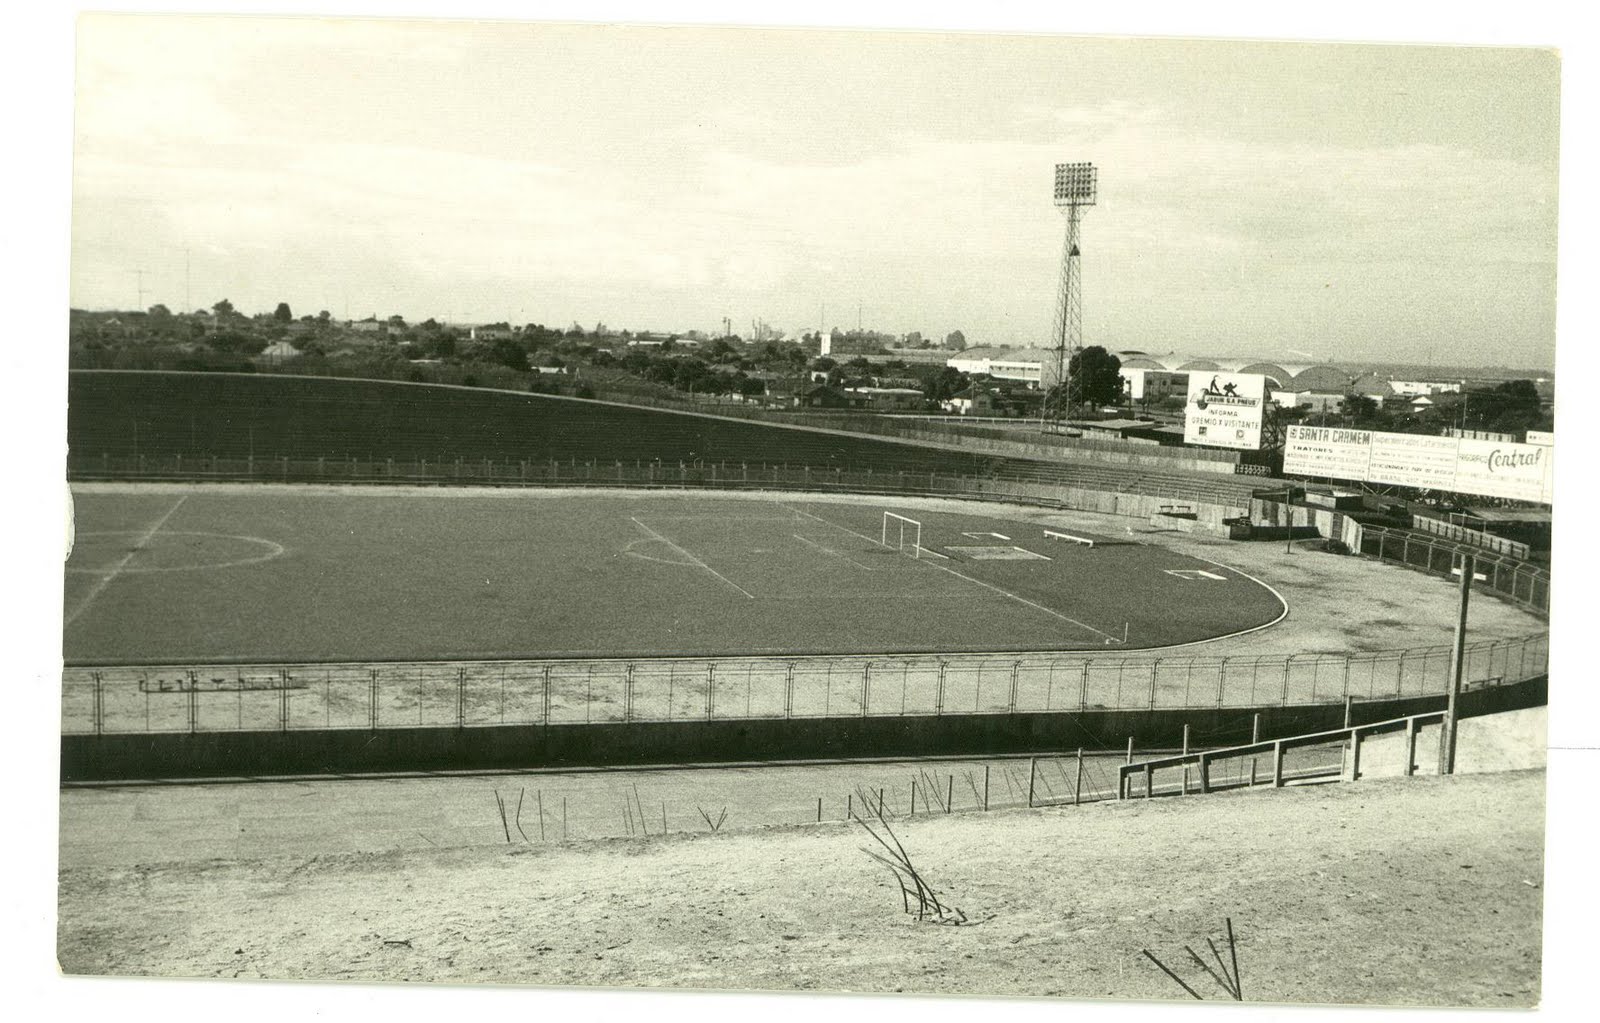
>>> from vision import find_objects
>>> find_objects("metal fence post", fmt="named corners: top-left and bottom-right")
top-left (369, 669), bottom-right (379, 730)
top-left (624, 663), bottom-right (635, 722)
top-left (456, 666), bottom-right (466, 729)
top-left (706, 664), bottom-right (715, 720)
top-left (784, 662), bottom-right (795, 718)
top-left (1217, 657), bottom-right (1228, 707)
top-left (1080, 661), bottom-right (1090, 711)
top-left (935, 660), bottom-right (947, 716)
top-left (542, 666), bottom-right (552, 726)
top-left (1009, 660), bottom-right (1021, 714)
top-left (861, 662), bottom-right (871, 717)
top-left (280, 668), bottom-right (292, 731)
top-left (187, 670), bottom-right (199, 733)
top-left (92, 672), bottom-right (104, 735)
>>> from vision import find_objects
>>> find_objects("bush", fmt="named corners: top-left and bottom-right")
top-left (1319, 539), bottom-right (1352, 556)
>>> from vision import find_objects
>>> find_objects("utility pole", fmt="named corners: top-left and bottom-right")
top-left (1439, 553), bottom-right (1477, 776)
top-left (135, 269), bottom-right (148, 311)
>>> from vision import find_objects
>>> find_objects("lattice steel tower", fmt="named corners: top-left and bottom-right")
top-left (1041, 162), bottom-right (1096, 430)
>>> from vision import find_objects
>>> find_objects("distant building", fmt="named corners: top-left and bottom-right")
top-left (845, 386), bottom-right (925, 412)
top-left (946, 347), bottom-right (1054, 387)
top-left (1272, 390), bottom-right (1346, 414)
top-left (1388, 379), bottom-right (1462, 397)
top-left (1120, 367), bottom-right (1187, 401)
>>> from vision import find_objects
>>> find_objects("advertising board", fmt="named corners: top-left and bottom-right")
top-left (1283, 425), bottom-right (1373, 479)
top-left (1367, 431), bottom-right (1460, 490)
top-left (1280, 427), bottom-right (1555, 504)
top-left (1183, 372), bottom-right (1265, 450)
top-left (1453, 438), bottom-right (1554, 503)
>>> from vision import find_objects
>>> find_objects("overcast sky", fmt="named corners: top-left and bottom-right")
top-left (71, 16), bottom-right (1560, 368)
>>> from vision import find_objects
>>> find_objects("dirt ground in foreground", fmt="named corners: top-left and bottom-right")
top-left (58, 770), bottom-right (1545, 1007)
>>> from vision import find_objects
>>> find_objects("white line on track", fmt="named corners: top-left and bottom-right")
top-left (791, 533), bottom-right (876, 571)
top-left (778, 501), bottom-right (1120, 643)
top-left (629, 516), bottom-right (756, 599)
top-left (65, 495), bottom-right (188, 627)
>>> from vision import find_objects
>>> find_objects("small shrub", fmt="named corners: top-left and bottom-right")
top-left (1319, 539), bottom-right (1352, 556)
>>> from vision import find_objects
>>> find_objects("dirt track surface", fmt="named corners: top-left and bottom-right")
top-left (58, 770), bottom-right (1545, 1006)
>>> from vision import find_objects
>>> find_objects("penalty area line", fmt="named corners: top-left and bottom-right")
top-left (777, 501), bottom-right (1117, 644)
top-left (791, 533), bottom-right (876, 571)
top-left (629, 516), bottom-right (756, 599)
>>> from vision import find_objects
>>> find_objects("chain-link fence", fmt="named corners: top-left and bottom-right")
top-left (1357, 524), bottom-right (1550, 614)
top-left (61, 632), bottom-right (1547, 736)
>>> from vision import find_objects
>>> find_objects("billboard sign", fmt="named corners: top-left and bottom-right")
top-left (1283, 425), bottom-right (1373, 479)
top-left (1280, 427), bottom-right (1555, 504)
top-left (1367, 431), bottom-right (1460, 490)
top-left (1184, 372), bottom-right (1265, 450)
top-left (1453, 438), bottom-right (1554, 503)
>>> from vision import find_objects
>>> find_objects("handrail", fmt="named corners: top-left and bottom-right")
top-left (1117, 710), bottom-right (1447, 799)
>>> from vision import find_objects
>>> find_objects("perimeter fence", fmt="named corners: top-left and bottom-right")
top-left (1356, 524), bottom-right (1550, 615)
top-left (66, 453), bottom-right (1257, 518)
top-left (62, 632), bottom-right (1547, 736)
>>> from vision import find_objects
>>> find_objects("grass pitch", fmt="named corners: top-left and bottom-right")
top-left (64, 486), bottom-right (1284, 664)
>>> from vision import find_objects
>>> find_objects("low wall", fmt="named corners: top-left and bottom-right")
top-left (61, 676), bottom-right (1545, 782)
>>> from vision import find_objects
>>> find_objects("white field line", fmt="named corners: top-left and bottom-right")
top-left (782, 501), bottom-right (1120, 644)
top-left (629, 516), bottom-right (756, 599)
top-left (65, 495), bottom-right (188, 627)
top-left (791, 533), bottom-right (876, 571)
top-left (784, 502), bottom-right (950, 557)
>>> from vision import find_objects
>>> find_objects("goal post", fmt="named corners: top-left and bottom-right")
top-left (882, 512), bottom-right (923, 558)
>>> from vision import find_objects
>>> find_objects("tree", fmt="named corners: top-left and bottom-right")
top-left (273, 302), bottom-right (293, 322)
top-left (147, 304), bottom-right (172, 320)
top-left (1065, 346), bottom-right (1123, 406)
top-left (211, 299), bottom-right (235, 318)
top-left (317, 310), bottom-right (332, 323)
top-left (922, 366), bottom-right (970, 403)
top-left (943, 330), bottom-right (967, 351)
top-left (387, 314), bottom-right (407, 328)
top-left (489, 338), bottom-right (529, 372)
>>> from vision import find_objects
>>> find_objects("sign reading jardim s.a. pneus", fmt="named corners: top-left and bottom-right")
top-left (1183, 372), bottom-right (1265, 450)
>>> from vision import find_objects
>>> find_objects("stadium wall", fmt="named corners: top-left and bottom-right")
top-left (61, 676), bottom-right (1545, 782)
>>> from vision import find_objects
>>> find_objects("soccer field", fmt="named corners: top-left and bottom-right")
top-left (64, 486), bottom-right (1285, 664)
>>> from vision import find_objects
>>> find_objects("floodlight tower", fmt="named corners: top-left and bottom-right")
top-left (1042, 162), bottom-right (1097, 431)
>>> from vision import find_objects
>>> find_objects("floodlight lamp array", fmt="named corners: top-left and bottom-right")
top-left (1053, 162), bottom-right (1097, 206)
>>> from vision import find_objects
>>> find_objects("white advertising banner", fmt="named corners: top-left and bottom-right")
top-left (1184, 372), bottom-right (1265, 450)
top-left (1280, 427), bottom-right (1555, 504)
top-left (1453, 438), bottom-right (1554, 503)
top-left (1526, 430), bottom-right (1554, 447)
top-left (1283, 425), bottom-right (1373, 479)
top-left (1367, 431), bottom-right (1460, 490)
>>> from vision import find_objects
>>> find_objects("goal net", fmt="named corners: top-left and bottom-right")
top-left (881, 512), bottom-right (924, 558)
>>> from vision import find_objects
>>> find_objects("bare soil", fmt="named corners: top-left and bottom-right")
top-left (58, 769), bottom-right (1545, 1007)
